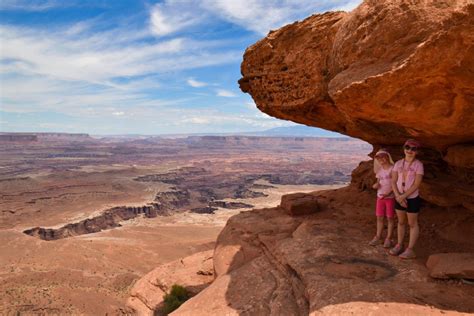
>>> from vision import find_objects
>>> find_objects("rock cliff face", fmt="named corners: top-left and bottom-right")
top-left (239, 0), bottom-right (474, 210)
top-left (24, 205), bottom-right (160, 240)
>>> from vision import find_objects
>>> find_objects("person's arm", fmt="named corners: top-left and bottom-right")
top-left (383, 179), bottom-right (394, 197)
top-left (399, 174), bottom-right (423, 199)
top-left (392, 170), bottom-right (407, 206)
top-left (391, 170), bottom-right (401, 197)
top-left (372, 178), bottom-right (380, 189)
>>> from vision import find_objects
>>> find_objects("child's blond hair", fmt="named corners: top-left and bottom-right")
top-left (373, 148), bottom-right (394, 174)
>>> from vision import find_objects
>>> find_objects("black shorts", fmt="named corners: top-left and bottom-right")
top-left (395, 196), bottom-right (421, 213)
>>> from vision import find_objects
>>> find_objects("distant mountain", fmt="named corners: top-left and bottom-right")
top-left (255, 125), bottom-right (345, 137)
top-left (92, 125), bottom-right (345, 139)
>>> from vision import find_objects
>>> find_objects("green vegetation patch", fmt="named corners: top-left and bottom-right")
top-left (158, 284), bottom-right (190, 315)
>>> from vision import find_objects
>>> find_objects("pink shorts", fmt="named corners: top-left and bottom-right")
top-left (376, 197), bottom-right (395, 218)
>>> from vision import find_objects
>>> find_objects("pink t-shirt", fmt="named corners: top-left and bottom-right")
top-left (393, 159), bottom-right (424, 199)
top-left (376, 166), bottom-right (394, 198)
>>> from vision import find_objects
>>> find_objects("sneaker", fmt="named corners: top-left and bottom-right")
top-left (399, 248), bottom-right (416, 259)
top-left (369, 236), bottom-right (381, 246)
top-left (383, 239), bottom-right (393, 248)
top-left (389, 244), bottom-right (403, 256)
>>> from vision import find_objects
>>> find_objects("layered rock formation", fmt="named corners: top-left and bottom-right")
top-left (239, 0), bottom-right (474, 210)
top-left (24, 204), bottom-right (160, 240)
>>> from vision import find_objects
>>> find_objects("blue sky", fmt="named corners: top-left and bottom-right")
top-left (0, 0), bottom-right (361, 135)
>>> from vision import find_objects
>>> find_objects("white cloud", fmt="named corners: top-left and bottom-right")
top-left (0, 22), bottom-right (242, 84)
top-left (0, 20), bottom-right (243, 117)
top-left (244, 101), bottom-right (256, 110)
top-left (112, 111), bottom-right (125, 116)
top-left (334, 0), bottom-right (361, 11)
top-left (150, 2), bottom-right (204, 37)
top-left (147, 0), bottom-right (362, 36)
top-left (178, 112), bottom-right (292, 129)
top-left (203, 0), bottom-right (363, 34)
top-left (181, 117), bottom-right (210, 124)
top-left (187, 78), bottom-right (208, 88)
top-left (216, 89), bottom-right (237, 97)
top-left (0, 0), bottom-right (65, 11)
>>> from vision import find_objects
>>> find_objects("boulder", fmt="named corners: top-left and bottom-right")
top-left (239, 0), bottom-right (474, 151)
top-left (127, 250), bottom-right (214, 316)
top-left (280, 193), bottom-right (321, 216)
top-left (426, 253), bottom-right (474, 280)
top-left (444, 145), bottom-right (474, 169)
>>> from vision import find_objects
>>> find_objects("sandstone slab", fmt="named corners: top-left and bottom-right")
top-left (127, 250), bottom-right (214, 316)
top-left (240, 0), bottom-right (474, 151)
top-left (280, 192), bottom-right (321, 216)
top-left (444, 145), bottom-right (474, 169)
top-left (426, 253), bottom-right (474, 280)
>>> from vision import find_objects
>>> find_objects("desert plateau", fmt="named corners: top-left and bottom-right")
top-left (0, 133), bottom-right (369, 314)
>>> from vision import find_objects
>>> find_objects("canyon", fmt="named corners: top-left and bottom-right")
top-left (0, 133), bottom-right (368, 314)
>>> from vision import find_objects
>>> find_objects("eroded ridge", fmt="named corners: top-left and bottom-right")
top-left (23, 204), bottom-right (161, 240)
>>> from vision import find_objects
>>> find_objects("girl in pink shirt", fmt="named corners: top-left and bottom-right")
top-left (389, 139), bottom-right (424, 259)
top-left (369, 149), bottom-right (395, 248)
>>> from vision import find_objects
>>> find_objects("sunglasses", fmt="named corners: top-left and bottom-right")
top-left (404, 145), bottom-right (418, 152)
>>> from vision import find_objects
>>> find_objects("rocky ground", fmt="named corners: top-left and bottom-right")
top-left (133, 186), bottom-right (474, 315)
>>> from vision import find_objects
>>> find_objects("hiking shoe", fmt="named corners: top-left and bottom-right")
top-left (389, 244), bottom-right (403, 256)
top-left (399, 248), bottom-right (416, 259)
top-left (369, 236), bottom-right (381, 246)
top-left (383, 239), bottom-right (393, 248)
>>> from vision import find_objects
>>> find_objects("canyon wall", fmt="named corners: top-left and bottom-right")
top-left (24, 205), bottom-right (160, 240)
top-left (239, 0), bottom-right (474, 210)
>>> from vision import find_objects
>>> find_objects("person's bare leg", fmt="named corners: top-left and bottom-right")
top-left (407, 212), bottom-right (419, 249)
top-left (376, 216), bottom-right (384, 239)
top-left (387, 217), bottom-right (394, 240)
top-left (396, 210), bottom-right (407, 246)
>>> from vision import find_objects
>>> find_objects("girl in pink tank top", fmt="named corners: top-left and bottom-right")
top-left (369, 149), bottom-right (395, 248)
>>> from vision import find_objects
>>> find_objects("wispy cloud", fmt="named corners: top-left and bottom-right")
top-left (147, 0), bottom-right (362, 36)
top-left (202, 0), bottom-right (361, 34)
top-left (216, 89), bottom-right (237, 97)
top-left (179, 112), bottom-right (292, 129)
top-left (0, 19), bottom-right (242, 116)
top-left (0, 0), bottom-right (66, 11)
top-left (0, 24), bottom-right (241, 84)
top-left (150, 2), bottom-right (205, 37)
top-left (187, 78), bottom-right (208, 88)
